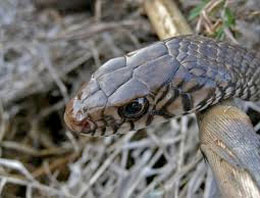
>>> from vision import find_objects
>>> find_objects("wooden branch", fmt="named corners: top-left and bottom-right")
top-left (144, 0), bottom-right (260, 197)
top-left (197, 101), bottom-right (260, 197)
top-left (144, 0), bottom-right (192, 40)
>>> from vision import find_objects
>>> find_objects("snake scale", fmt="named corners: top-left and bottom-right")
top-left (64, 35), bottom-right (260, 137)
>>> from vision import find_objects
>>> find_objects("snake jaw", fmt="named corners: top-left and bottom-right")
top-left (64, 96), bottom-right (96, 135)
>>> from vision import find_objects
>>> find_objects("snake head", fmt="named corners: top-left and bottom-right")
top-left (64, 56), bottom-right (150, 137)
top-left (64, 38), bottom-right (201, 137)
top-left (64, 44), bottom-right (178, 137)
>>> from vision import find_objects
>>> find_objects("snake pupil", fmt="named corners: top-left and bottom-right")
top-left (126, 101), bottom-right (142, 114)
top-left (119, 98), bottom-right (149, 119)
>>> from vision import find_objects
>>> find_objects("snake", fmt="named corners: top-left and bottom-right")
top-left (64, 35), bottom-right (260, 137)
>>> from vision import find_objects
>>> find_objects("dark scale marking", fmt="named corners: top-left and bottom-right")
top-left (177, 80), bottom-right (185, 89)
top-left (129, 121), bottom-right (135, 131)
top-left (156, 84), bottom-right (170, 104)
top-left (186, 82), bottom-right (206, 93)
top-left (116, 120), bottom-right (125, 131)
top-left (98, 118), bottom-right (108, 136)
top-left (197, 100), bottom-right (210, 112)
top-left (238, 86), bottom-right (246, 98)
top-left (229, 84), bottom-right (236, 96)
top-left (145, 114), bottom-right (154, 126)
top-left (196, 87), bottom-right (216, 110)
top-left (104, 115), bottom-right (120, 135)
top-left (111, 122), bottom-right (121, 134)
top-left (148, 92), bottom-right (156, 100)
top-left (86, 114), bottom-right (98, 132)
top-left (90, 130), bottom-right (96, 136)
top-left (216, 85), bottom-right (225, 100)
top-left (100, 127), bottom-right (106, 136)
top-left (181, 93), bottom-right (193, 112)
top-left (112, 126), bottom-right (119, 134)
top-left (244, 86), bottom-right (251, 99)
top-left (160, 89), bottom-right (180, 113)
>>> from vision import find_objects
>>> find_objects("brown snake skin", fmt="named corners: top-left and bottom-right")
top-left (64, 35), bottom-right (260, 137)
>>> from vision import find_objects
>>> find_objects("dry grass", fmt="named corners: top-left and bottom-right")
top-left (0, 0), bottom-right (259, 197)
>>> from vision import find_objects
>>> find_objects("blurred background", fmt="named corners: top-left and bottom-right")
top-left (0, 0), bottom-right (259, 197)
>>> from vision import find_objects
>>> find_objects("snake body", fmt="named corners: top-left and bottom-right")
top-left (64, 35), bottom-right (260, 136)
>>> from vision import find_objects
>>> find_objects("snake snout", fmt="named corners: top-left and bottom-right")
top-left (64, 97), bottom-right (96, 135)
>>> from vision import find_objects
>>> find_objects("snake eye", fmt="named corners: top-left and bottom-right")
top-left (119, 98), bottom-right (149, 119)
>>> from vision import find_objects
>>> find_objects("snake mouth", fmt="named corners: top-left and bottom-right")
top-left (64, 98), bottom-right (96, 135)
top-left (64, 110), bottom-right (96, 135)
